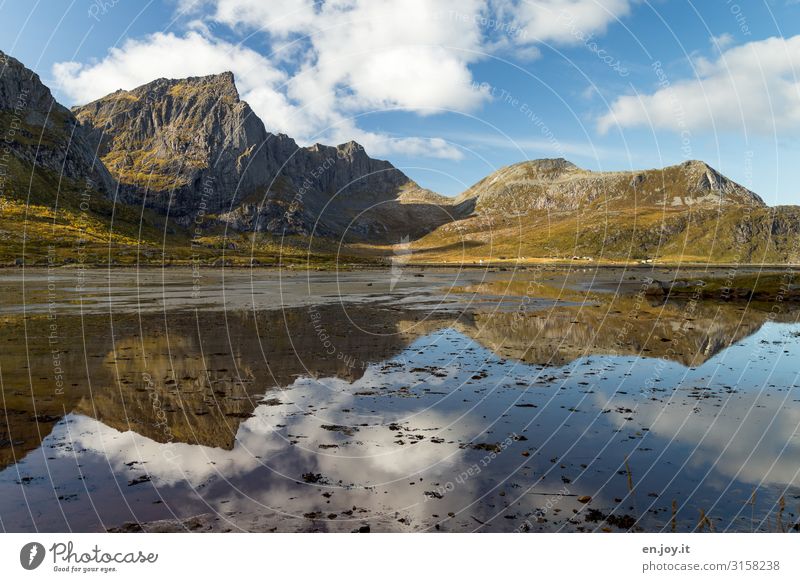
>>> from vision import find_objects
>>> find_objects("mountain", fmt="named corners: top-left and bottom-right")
top-left (0, 305), bottom-right (452, 468)
top-left (456, 293), bottom-right (798, 367)
top-left (412, 159), bottom-right (799, 264)
top-left (73, 72), bottom-right (462, 243)
top-left (1, 48), bottom-right (797, 266)
top-left (0, 49), bottom-right (114, 197)
top-left (456, 158), bottom-right (765, 213)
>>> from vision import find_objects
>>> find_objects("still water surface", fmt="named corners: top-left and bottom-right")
top-left (1, 268), bottom-right (798, 532)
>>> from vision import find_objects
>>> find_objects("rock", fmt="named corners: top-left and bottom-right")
top-left (0, 49), bottom-right (115, 195)
top-left (73, 72), bottom-right (460, 243)
top-left (643, 280), bottom-right (667, 295)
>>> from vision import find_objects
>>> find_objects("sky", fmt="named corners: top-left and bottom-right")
top-left (1, 0), bottom-right (799, 204)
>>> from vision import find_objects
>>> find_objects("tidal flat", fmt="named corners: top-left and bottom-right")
top-left (1, 266), bottom-right (799, 532)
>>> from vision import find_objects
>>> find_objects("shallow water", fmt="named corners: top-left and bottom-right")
top-left (1, 268), bottom-right (799, 532)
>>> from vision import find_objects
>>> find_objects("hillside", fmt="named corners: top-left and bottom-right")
top-left (411, 159), bottom-right (797, 265)
top-left (455, 158), bottom-right (764, 213)
top-left (1, 47), bottom-right (797, 267)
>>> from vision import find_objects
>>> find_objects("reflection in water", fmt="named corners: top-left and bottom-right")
top-left (1, 280), bottom-right (800, 532)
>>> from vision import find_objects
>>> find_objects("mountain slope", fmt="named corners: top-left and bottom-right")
top-left (0, 53), bottom-right (340, 267)
top-left (2, 48), bottom-right (797, 266)
top-left (456, 158), bottom-right (765, 214)
top-left (73, 73), bottom-right (464, 243)
top-left (0, 49), bottom-right (163, 266)
top-left (1, 49), bottom-right (114, 196)
top-left (412, 159), bottom-right (797, 264)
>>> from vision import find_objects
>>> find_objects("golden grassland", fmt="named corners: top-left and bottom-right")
top-left (406, 204), bottom-right (800, 266)
top-left (0, 157), bottom-right (370, 268)
top-left (2, 147), bottom-right (798, 269)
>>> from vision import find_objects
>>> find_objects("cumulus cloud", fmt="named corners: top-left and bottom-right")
top-left (598, 35), bottom-right (800, 136)
top-left (53, 0), bottom-right (632, 160)
top-left (491, 0), bottom-right (632, 45)
top-left (53, 31), bottom-right (286, 103)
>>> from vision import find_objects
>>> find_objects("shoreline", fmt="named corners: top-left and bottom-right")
top-left (0, 262), bottom-right (796, 271)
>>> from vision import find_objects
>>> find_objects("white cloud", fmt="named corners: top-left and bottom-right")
top-left (598, 34), bottom-right (800, 135)
top-left (212, 0), bottom-right (318, 37)
top-left (51, 29), bottom-right (465, 159)
top-left (52, 31), bottom-right (287, 103)
top-left (711, 32), bottom-right (735, 52)
top-left (491, 0), bottom-right (632, 45)
top-left (53, 0), bottom-right (632, 161)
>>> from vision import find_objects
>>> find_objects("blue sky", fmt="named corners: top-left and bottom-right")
top-left (2, 0), bottom-right (799, 204)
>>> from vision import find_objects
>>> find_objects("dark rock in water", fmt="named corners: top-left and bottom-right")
top-left (605, 514), bottom-right (637, 530)
top-left (107, 522), bottom-right (144, 533)
top-left (585, 508), bottom-right (606, 522)
top-left (321, 424), bottom-right (358, 436)
top-left (642, 280), bottom-right (668, 296)
top-left (301, 472), bottom-right (328, 484)
top-left (128, 475), bottom-right (151, 486)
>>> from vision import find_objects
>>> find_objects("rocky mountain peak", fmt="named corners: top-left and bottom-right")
top-left (70, 66), bottom-right (450, 241)
top-left (0, 49), bottom-right (114, 194)
top-left (666, 160), bottom-right (764, 206)
top-left (337, 140), bottom-right (365, 155)
top-left (1, 49), bottom-right (63, 126)
top-left (457, 156), bottom-right (765, 213)
top-left (523, 157), bottom-right (580, 175)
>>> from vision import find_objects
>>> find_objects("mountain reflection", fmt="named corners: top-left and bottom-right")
top-left (2, 297), bottom-right (800, 532)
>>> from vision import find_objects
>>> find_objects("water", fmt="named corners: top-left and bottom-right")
top-left (1, 268), bottom-right (799, 532)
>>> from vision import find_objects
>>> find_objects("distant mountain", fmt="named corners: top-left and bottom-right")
top-left (414, 159), bottom-right (798, 264)
top-left (73, 72), bottom-right (461, 243)
top-left (456, 158), bottom-right (765, 214)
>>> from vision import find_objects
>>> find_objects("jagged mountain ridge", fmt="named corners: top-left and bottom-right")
top-left (73, 72), bottom-right (462, 242)
top-left (2, 47), bottom-right (797, 265)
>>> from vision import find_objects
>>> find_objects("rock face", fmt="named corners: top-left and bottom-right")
top-left (74, 73), bottom-right (287, 220)
top-left (0, 49), bottom-right (114, 195)
top-left (2, 48), bottom-right (795, 262)
top-left (73, 73), bottom-right (461, 242)
top-left (456, 158), bottom-right (765, 215)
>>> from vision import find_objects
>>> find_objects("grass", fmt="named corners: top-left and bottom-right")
top-left (0, 155), bottom-right (369, 268)
top-left (408, 205), bottom-right (800, 265)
